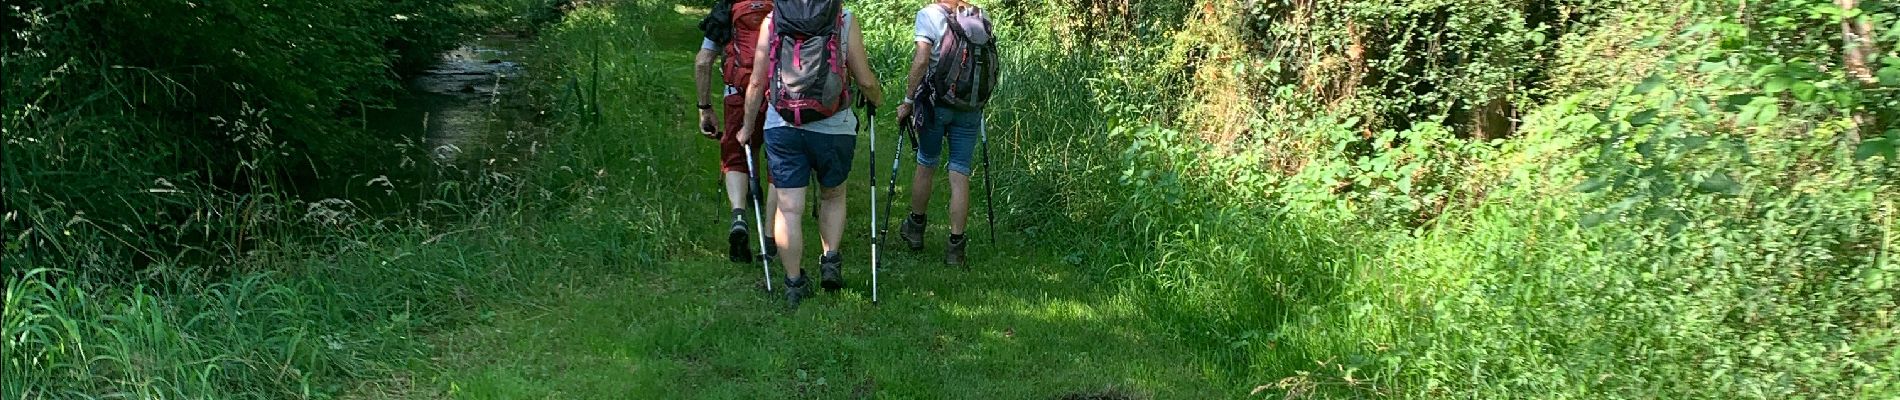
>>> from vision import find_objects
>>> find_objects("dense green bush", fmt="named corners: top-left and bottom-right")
top-left (962, 0), bottom-right (1900, 397)
top-left (5, 0), bottom-right (1895, 397)
top-left (3, 0), bottom-right (568, 397)
top-left (1, 0), bottom-right (546, 280)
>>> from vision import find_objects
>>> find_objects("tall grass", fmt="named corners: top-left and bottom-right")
top-left (0, 0), bottom-right (665, 397)
top-left (8, 0), bottom-right (1896, 397)
top-left (885, 0), bottom-right (1900, 397)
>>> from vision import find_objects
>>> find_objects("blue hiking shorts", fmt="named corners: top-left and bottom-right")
top-left (915, 107), bottom-right (982, 176)
top-left (764, 126), bottom-right (857, 189)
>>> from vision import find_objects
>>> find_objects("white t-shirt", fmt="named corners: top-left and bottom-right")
top-left (914, 5), bottom-right (952, 67)
top-left (763, 11), bottom-right (858, 136)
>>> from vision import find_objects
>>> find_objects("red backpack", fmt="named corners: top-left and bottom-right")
top-left (721, 0), bottom-right (773, 89)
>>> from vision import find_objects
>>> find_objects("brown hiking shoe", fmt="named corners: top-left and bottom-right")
top-left (901, 214), bottom-right (926, 251)
top-left (946, 234), bottom-right (967, 267)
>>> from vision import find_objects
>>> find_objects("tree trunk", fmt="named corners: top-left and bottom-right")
top-left (1839, 0), bottom-right (1880, 85)
top-left (1837, 0), bottom-right (1880, 143)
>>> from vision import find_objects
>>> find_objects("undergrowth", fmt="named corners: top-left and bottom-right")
top-left (972, 0), bottom-right (1900, 398)
top-left (0, 0), bottom-right (633, 398)
top-left (6, 0), bottom-right (1898, 398)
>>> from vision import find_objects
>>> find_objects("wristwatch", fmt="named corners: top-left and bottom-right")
top-left (697, 104), bottom-right (713, 110)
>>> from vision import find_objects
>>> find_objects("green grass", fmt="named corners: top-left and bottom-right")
top-left (10, 1), bottom-right (1895, 399)
top-left (375, 3), bottom-right (1222, 398)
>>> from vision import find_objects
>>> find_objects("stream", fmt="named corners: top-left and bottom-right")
top-left (319, 34), bottom-right (534, 214)
top-left (368, 35), bottom-right (527, 162)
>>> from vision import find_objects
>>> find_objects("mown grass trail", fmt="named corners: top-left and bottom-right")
top-left (395, 3), bottom-right (1222, 398)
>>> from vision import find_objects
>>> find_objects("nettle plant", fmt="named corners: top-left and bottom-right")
top-left (1726, 0), bottom-right (1900, 157)
top-left (1572, 71), bottom-right (1750, 232)
top-left (1577, 2), bottom-right (1900, 231)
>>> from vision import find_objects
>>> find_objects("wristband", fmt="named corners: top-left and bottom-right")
top-left (697, 104), bottom-right (713, 110)
top-left (902, 98), bottom-right (914, 105)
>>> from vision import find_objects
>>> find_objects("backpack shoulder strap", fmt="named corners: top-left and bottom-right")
top-left (941, 5), bottom-right (966, 38)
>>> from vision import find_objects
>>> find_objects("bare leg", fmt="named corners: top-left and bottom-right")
top-left (763, 182), bottom-right (775, 234)
top-left (726, 171), bottom-right (776, 230)
top-left (723, 171), bottom-right (749, 211)
top-left (819, 185), bottom-right (848, 254)
top-left (773, 187), bottom-right (807, 278)
top-left (908, 165), bottom-right (936, 213)
top-left (948, 171), bottom-right (971, 235)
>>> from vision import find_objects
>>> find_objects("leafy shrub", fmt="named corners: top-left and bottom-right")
top-left (977, 0), bottom-right (1900, 397)
top-left (1, 0), bottom-right (541, 280)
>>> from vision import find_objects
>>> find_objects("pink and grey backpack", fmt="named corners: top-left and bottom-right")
top-left (768, 0), bottom-right (850, 126)
top-left (928, 5), bottom-right (998, 111)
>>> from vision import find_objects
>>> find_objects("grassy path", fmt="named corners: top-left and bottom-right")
top-left (398, 3), bottom-right (1221, 398)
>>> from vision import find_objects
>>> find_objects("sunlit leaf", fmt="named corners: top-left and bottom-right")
top-left (1762, 77), bottom-right (1793, 94)
top-left (1754, 104), bottom-right (1779, 126)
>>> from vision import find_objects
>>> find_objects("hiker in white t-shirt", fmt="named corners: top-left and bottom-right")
top-left (896, 0), bottom-right (995, 267)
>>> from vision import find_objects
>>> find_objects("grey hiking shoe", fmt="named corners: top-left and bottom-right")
top-left (728, 219), bottom-right (751, 264)
top-left (900, 214), bottom-right (926, 251)
top-left (819, 252), bottom-right (844, 291)
top-left (947, 234), bottom-right (968, 267)
top-left (785, 275), bottom-right (812, 309)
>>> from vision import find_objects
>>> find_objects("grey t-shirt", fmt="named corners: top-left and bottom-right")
top-left (763, 11), bottom-right (858, 136)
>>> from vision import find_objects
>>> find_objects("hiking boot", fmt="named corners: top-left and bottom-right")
top-left (785, 275), bottom-right (812, 309)
top-left (728, 218), bottom-right (751, 264)
top-left (946, 234), bottom-right (968, 267)
top-left (819, 252), bottom-right (844, 292)
top-left (900, 214), bottom-right (926, 251)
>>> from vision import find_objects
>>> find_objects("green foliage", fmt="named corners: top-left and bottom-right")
top-left (7, 0), bottom-right (1899, 398)
top-left (1, 0), bottom-right (546, 279)
top-left (982, 0), bottom-right (1900, 398)
top-left (2, 0), bottom-right (576, 397)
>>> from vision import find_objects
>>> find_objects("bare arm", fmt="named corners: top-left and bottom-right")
top-left (694, 48), bottom-right (720, 138)
top-left (846, 20), bottom-right (882, 108)
top-left (694, 48), bottom-right (718, 107)
top-left (894, 40), bottom-right (930, 126)
top-left (902, 41), bottom-right (929, 102)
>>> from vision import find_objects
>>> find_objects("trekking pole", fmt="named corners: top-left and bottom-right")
top-left (980, 117), bottom-right (997, 245)
top-left (866, 103), bottom-right (881, 304)
top-left (880, 114), bottom-right (905, 305)
top-left (743, 145), bottom-right (773, 292)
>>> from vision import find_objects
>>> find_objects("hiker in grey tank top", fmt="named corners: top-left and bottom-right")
top-left (735, 4), bottom-right (884, 309)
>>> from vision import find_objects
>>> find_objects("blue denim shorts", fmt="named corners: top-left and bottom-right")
top-left (914, 107), bottom-right (982, 176)
top-left (765, 126), bottom-right (856, 189)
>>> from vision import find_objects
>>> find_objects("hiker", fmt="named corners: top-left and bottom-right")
top-left (696, 0), bottom-right (777, 264)
top-left (734, 0), bottom-right (883, 308)
top-left (895, 0), bottom-right (998, 266)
